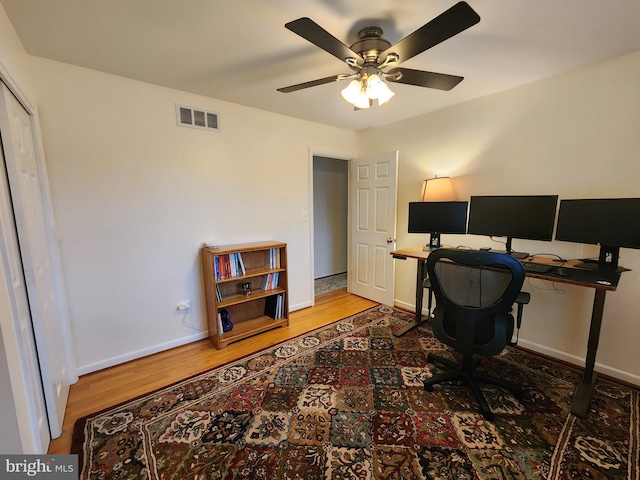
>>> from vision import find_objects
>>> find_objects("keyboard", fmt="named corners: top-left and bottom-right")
top-left (522, 262), bottom-right (554, 274)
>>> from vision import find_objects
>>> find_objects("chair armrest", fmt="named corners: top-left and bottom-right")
top-left (516, 291), bottom-right (530, 305)
top-left (514, 291), bottom-right (530, 330)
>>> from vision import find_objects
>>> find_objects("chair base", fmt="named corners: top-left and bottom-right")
top-left (424, 353), bottom-right (523, 420)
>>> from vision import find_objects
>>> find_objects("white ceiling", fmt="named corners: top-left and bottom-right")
top-left (3, 0), bottom-right (640, 131)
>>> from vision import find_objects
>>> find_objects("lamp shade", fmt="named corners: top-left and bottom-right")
top-left (420, 176), bottom-right (455, 201)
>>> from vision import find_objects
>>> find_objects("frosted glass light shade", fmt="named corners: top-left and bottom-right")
top-left (366, 74), bottom-right (384, 98)
top-left (366, 74), bottom-right (395, 105)
top-left (341, 80), bottom-right (361, 103)
top-left (377, 84), bottom-right (395, 105)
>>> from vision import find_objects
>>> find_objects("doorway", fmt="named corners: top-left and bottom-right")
top-left (312, 156), bottom-right (348, 296)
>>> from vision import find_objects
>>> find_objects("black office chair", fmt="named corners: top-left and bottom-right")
top-left (423, 249), bottom-right (529, 420)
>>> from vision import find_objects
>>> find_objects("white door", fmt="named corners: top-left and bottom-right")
top-left (0, 83), bottom-right (70, 438)
top-left (0, 144), bottom-right (49, 452)
top-left (349, 151), bottom-right (398, 305)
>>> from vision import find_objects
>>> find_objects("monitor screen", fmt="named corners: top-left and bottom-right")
top-left (408, 201), bottom-right (468, 250)
top-left (408, 201), bottom-right (468, 234)
top-left (555, 198), bottom-right (640, 249)
top-left (467, 195), bottom-right (558, 241)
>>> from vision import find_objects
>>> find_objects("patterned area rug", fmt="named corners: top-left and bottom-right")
top-left (72, 306), bottom-right (639, 479)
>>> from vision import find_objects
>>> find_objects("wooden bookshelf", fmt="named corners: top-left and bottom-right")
top-left (202, 241), bottom-right (289, 349)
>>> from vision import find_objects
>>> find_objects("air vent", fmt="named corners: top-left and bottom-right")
top-left (176, 104), bottom-right (220, 132)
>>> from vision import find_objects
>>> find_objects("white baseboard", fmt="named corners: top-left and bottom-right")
top-left (76, 330), bottom-right (209, 376)
top-left (517, 339), bottom-right (640, 386)
top-left (394, 299), bottom-right (640, 387)
top-left (394, 299), bottom-right (430, 316)
top-left (290, 300), bottom-right (312, 311)
top-left (77, 300), bottom-right (314, 376)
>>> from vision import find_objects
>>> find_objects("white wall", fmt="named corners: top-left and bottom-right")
top-left (359, 50), bottom-right (640, 384)
top-left (0, 2), bottom-right (33, 99)
top-left (313, 156), bottom-right (348, 278)
top-left (28, 57), bottom-right (357, 374)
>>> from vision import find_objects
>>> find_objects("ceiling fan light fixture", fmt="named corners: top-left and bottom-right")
top-left (342, 71), bottom-right (393, 108)
top-left (341, 79), bottom-right (371, 108)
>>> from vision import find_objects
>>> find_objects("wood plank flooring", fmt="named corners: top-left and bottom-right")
top-left (48, 290), bottom-right (377, 454)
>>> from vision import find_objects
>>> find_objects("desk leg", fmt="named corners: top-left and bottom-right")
top-left (394, 258), bottom-right (428, 337)
top-left (571, 288), bottom-right (606, 417)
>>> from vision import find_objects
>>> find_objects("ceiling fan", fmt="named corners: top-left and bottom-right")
top-left (277, 1), bottom-right (480, 108)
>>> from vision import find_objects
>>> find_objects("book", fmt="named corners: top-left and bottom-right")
top-left (270, 248), bottom-right (278, 268)
top-left (225, 254), bottom-right (232, 278)
top-left (264, 293), bottom-right (285, 319)
top-left (264, 295), bottom-right (277, 319)
top-left (237, 253), bottom-right (246, 275)
top-left (276, 293), bottom-right (283, 319)
top-left (217, 312), bottom-right (223, 337)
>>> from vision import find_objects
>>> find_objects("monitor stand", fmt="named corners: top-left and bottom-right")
top-left (577, 246), bottom-right (628, 273)
top-left (505, 237), bottom-right (529, 259)
top-left (422, 232), bottom-right (441, 251)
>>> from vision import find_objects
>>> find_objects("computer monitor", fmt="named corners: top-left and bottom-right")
top-left (555, 198), bottom-right (640, 271)
top-left (408, 201), bottom-right (468, 250)
top-left (467, 195), bottom-right (558, 258)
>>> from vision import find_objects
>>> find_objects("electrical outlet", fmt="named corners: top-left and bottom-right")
top-left (177, 300), bottom-right (191, 313)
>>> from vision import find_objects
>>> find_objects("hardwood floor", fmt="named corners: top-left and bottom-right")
top-left (48, 290), bottom-right (377, 454)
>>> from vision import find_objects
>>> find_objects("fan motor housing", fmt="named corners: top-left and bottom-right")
top-left (351, 26), bottom-right (391, 62)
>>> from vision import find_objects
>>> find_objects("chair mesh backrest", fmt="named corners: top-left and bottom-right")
top-left (426, 249), bottom-right (526, 357)
top-left (434, 262), bottom-right (513, 309)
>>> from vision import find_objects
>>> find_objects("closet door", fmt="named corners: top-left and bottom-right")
top-left (0, 134), bottom-right (49, 452)
top-left (0, 83), bottom-right (71, 439)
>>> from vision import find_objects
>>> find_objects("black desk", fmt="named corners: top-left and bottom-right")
top-left (391, 245), bottom-right (626, 418)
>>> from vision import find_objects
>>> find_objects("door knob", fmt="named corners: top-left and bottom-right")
top-left (387, 238), bottom-right (395, 244)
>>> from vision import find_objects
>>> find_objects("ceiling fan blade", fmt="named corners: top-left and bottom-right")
top-left (277, 75), bottom-right (343, 93)
top-left (285, 18), bottom-right (363, 64)
top-left (382, 2), bottom-right (480, 64)
top-left (388, 68), bottom-right (464, 91)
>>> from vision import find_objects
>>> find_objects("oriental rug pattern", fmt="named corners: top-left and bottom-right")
top-left (72, 306), bottom-right (639, 479)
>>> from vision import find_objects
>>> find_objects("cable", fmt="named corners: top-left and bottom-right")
top-left (489, 236), bottom-right (506, 247)
top-left (180, 312), bottom-right (203, 332)
top-left (525, 277), bottom-right (566, 294)
top-left (528, 252), bottom-right (567, 263)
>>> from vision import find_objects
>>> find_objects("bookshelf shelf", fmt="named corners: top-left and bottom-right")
top-left (202, 241), bottom-right (289, 349)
